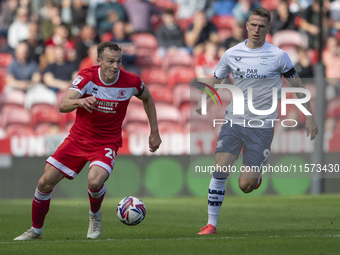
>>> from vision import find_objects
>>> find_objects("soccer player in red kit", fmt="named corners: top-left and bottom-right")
top-left (14, 42), bottom-right (162, 240)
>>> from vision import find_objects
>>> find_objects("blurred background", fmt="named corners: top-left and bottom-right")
top-left (0, 0), bottom-right (339, 199)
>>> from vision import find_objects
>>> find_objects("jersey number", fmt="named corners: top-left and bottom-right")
top-left (105, 148), bottom-right (114, 159)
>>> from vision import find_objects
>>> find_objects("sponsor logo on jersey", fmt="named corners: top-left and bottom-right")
top-left (235, 57), bottom-right (242, 61)
top-left (117, 89), bottom-right (127, 99)
top-left (235, 68), bottom-right (245, 78)
top-left (92, 86), bottom-right (98, 94)
top-left (72, 76), bottom-right (84, 86)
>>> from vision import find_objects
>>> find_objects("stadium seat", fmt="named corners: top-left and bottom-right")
top-left (1, 90), bottom-right (26, 108)
top-left (0, 67), bottom-right (7, 92)
top-left (31, 104), bottom-right (60, 127)
top-left (173, 84), bottom-right (190, 107)
top-left (304, 84), bottom-right (317, 99)
top-left (131, 33), bottom-right (158, 51)
top-left (148, 84), bottom-right (173, 104)
top-left (156, 102), bottom-right (181, 123)
top-left (2, 106), bottom-right (31, 127)
top-left (60, 110), bottom-right (76, 132)
top-left (24, 84), bottom-right (57, 110)
top-left (163, 53), bottom-right (194, 69)
top-left (272, 30), bottom-right (308, 49)
top-left (327, 96), bottom-right (340, 118)
top-left (261, 0), bottom-right (280, 10)
top-left (211, 16), bottom-right (235, 30)
top-left (6, 124), bottom-right (34, 137)
top-left (167, 67), bottom-right (196, 88)
top-left (123, 122), bottom-right (150, 135)
top-left (217, 28), bottom-right (233, 43)
top-left (0, 53), bottom-right (13, 67)
top-left (35, 122), bottom-right (61, 135)
top-left (135, 49), bottom-right (162, 69)
top-left (124, 103), bottom-right (148, 127)
top-left (158, 121), bottom-right (184, 133)
top-left (140, 68), bottom-right (167, 86)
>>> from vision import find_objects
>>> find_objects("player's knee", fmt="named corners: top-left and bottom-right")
top-left (37, 176), bottom-right (53, 192)
top-left (238, 180), bottom-right (256, 193)
top-left (88, 179), bottom-right (103, 191)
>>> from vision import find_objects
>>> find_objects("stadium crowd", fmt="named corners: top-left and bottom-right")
top-left (0, 0), bottom-right (339, 138)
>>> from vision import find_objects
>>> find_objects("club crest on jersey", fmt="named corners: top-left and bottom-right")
top-left (117, 89), bottom-right (127, 99)
top-left (260, 57), bottom-right (269, 65)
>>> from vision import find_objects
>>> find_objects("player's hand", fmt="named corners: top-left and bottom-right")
top-left (305, 116), bottom-right (318, 141)
top-left (149, 132), bottom-right (161, 152)
top-left (78, 96), bottom-right (97, 113)
top-left (196, 99), bottom-right (202, 115)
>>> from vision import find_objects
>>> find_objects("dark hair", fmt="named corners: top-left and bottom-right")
top-left (249, 7), bottom-right (271, 24)
top-left (97, 42), bottom-right (122, 59)
top-left (164, 9), bottom-right (175, 16)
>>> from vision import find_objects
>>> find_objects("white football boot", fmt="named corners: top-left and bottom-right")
top-left (87, 212), bottom-right (102, 239)
top-left (14, 228), bottom-right (42, 240)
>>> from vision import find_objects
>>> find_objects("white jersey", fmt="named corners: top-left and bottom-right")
top-left (214, 40), bottom-right (294, 128)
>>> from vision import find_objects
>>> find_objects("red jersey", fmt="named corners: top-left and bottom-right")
top-left (68, 66), bottom-right (144, 148)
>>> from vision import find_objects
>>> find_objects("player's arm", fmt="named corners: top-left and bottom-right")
top-left (136, 86), bottom-right (162, 152)
top-left (286, 72), bottom-right (319, 140)
top-left (59, 89), bottom-right (97, 113)
top-left (195, 76), bottom-right (228, 115)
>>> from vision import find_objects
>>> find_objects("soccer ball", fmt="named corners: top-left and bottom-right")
top-left (116, 196), bottom-right (146, 225)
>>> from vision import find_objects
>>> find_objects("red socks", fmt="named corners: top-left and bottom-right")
top-left (32, 188), bottom-right (52, 228)
top-left (88, 185), bottom-right (106, 213)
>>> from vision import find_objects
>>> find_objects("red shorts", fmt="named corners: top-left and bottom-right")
top-left (46, 137), bottom-right (118, 179)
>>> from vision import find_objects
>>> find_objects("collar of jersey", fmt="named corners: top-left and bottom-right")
top-left (98, 68), bottom-right (120, 86)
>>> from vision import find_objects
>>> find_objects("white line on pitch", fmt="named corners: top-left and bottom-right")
top-left (1, 235), bottom-right (340, 245)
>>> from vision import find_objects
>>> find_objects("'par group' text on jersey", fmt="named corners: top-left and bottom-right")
top-left (69, 66), bottom-right (144, 147)
top-left (214, 40), bottom-right (295, 128)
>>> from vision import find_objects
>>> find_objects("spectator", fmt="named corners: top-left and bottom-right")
top-left (43, 46), bottom-right (78, 93)
top-left (212, 0), bottom-right (237, 17)
top-left (322, 36), bottom-right (340, 89)
top-left (5, 41), bottom-right (41, 92)
top-left (156, 8), bottom-right (187, 57)
top-left (270, 0), bottom-right (297, 35)
top-left (79, 43), bottom-right (98, 70)
top-left (330, 0), bottom-right (340, 34)
top-left (95, 0), bottom-right (127, 35)
top-left (232, 0), bottom-right (260, 24)
top-left (185, 10), bottom-right (218, 54)
top-left (111, 20), bottom-right (139, 74)
top-left (176, 0), bottom-right (212, 20)
top-left (289, 0), bottom-right (313, 14)
top-left (195, 40), bottom-right (219, 78)
top-left (23, 22), bottom-right (45, 66)
top-left (223, 22), bottom-right (245, 50)
top-left (39, 4), bottom-right (62, 42)
top-left (45, 23), bottom-right (76, 63)
top-left (61, 0), bottom-right (89, 36)
top-left (123, 0), bottom-right (161, 33)
top-left (7, 7), bottom-right (30, 50)
top-left (295, 46), bottom-right (314, 79)
top-left (75, 25), bottom-right (98, 65)
top-left (0, 0), bottom-right (19, 37)
top-left (299, 0), bottom-right (330, 49)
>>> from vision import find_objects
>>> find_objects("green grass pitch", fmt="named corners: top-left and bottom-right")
top-left (1, 195), bottom-right (339, 255)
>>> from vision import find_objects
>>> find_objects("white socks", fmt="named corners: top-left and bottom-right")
top-left (207, 177), bottom-right (227, 227)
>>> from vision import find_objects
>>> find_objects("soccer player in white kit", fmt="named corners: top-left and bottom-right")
top-left (196, 7), bottom-right (319, 235)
